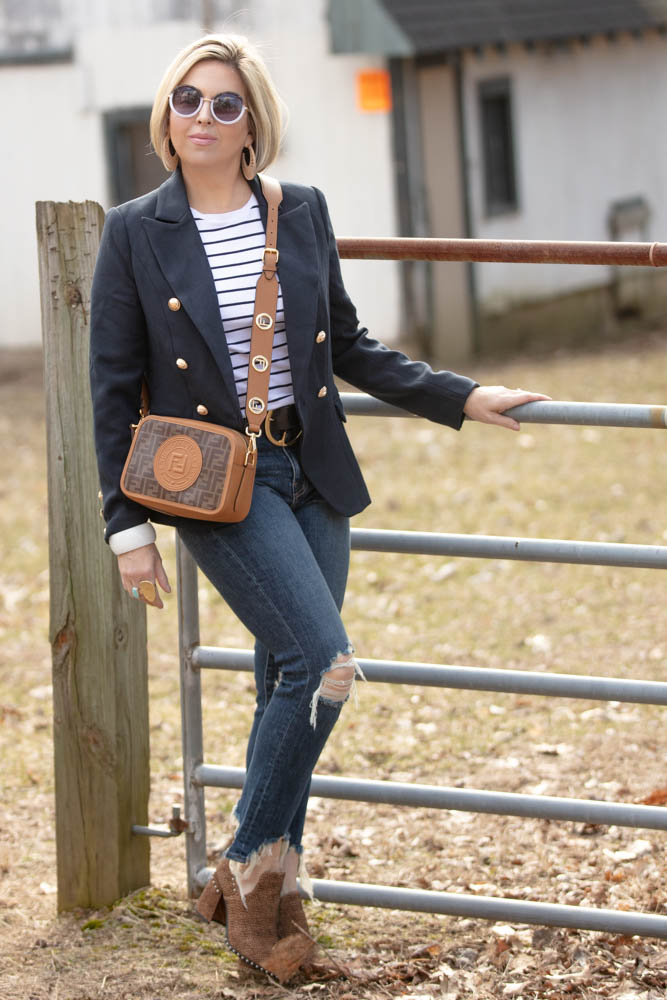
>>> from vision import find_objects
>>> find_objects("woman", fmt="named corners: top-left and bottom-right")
top-left (90, 33), bottom-right (547, 982)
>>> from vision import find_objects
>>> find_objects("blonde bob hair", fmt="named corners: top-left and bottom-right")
top-left (150, 34), bottom-right (284, 172)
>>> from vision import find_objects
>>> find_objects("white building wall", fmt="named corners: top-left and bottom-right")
top-left (462, 33), bottom-right (667, 312)
top-left (0, 0), bottom-right (399, 347)
top-left (1, 60), bottom-right (107, 345)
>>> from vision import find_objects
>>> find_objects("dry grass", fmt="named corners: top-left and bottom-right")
top-left (1, 334), bottom-right (666, 998)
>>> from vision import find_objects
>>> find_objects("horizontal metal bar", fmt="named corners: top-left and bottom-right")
top-left (309, 879), bottom-right (667, 939)
top-left (506, 400), bottom-right (667, 428)
top-left (193, 868), bottom-right (667, 938)
top-left (194, 765), bottom-right (667, 831)
top-left (131, 807), bottom-right (187, 839)
top-left (131, 824), bottom-right (182, 838)
top-left (337, 236), bottom-right (667, 268)
top-left (340, 393), bottom-right (667, 428)
top-left (192, 647), bottom-right (667, 706)
top-left (350, 528), bottom-right (667, 569)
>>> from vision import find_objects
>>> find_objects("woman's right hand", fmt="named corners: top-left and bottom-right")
top-left (117, 543), bottom-right (171, 609)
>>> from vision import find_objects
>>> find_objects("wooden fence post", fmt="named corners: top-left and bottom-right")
top-left (36, 201), bottom-right (150, 910)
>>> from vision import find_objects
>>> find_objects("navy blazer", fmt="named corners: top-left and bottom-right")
top-left (90, 168), bottom-right (477, 540)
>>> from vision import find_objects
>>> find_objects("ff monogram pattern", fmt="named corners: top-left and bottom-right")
top-left (124, 418), bottom-right (234, 510)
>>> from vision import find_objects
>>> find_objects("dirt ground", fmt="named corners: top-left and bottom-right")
top-left (1, 335), bottom-right (666, 999)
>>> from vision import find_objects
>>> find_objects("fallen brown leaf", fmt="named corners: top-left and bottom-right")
top-left (639, 787), bottom-right (667, 806)
top-left (408, 942), bottom-right (441, 959)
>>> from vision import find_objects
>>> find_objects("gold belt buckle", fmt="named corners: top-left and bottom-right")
top-left (265, 409), bottom-right (302, 447)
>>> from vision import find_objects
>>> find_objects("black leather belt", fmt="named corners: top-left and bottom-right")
top-left (265, 404), bottom-right (302, 447)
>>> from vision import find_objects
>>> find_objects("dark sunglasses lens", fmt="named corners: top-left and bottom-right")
top-left (211, 92), bottom-right (244, 122)
top-left (171, 86), bottom-right (201, 116)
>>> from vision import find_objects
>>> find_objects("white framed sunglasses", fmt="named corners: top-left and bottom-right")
top-left (169, 85), bottom-right (248, 125)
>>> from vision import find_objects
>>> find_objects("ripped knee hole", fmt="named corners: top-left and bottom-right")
top-left (318, 656), bottom-right (357, 703)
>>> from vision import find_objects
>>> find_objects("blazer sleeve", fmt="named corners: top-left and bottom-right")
top-left (89, 207), bottom-right (151, 540)
top-left (313, 187), bottom-right (478, 429)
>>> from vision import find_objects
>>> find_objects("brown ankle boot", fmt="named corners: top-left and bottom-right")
top-left (278, 891), bottom-right (310, 938)
top-left (196, 867), bottom-right (226, 925)
top-left (278, 892), bottom-right (316, 968)
top-left (197, 859), bottom-right (312, 983)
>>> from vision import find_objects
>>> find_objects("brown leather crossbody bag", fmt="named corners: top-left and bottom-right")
top-left (120, 174), bottom-right (283, 523)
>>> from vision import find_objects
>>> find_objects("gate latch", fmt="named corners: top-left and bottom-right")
top-left (132, 804), bottom-right (189, 838)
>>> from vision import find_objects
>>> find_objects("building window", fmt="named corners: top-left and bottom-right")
top-left (104, 109), bottom-right (169, 206)
top-left (0, 0), bottom-right (71, 60)
top-left (479, 77), bottom-right (518, 216)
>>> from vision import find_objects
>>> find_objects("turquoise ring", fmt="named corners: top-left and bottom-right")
top-left (131, 586), bottom-right (140, 599)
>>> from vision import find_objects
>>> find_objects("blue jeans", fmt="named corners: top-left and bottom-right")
top-left (177, 434), bottom-right (354, 865)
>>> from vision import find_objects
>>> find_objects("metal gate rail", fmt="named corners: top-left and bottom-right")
top-left (336, 235), bottom-right (667, 267)
top-left (342, 393), bottom-right (667, 428)
top-left (194, 647), bottom-right (667, 704)
top-left (177, 396), bottom-right (667, 939)
top-left (195, 765), bottom-right (667, 831)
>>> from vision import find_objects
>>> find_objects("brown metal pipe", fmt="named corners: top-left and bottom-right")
top-left (336, 237), bottom-right (667, 267)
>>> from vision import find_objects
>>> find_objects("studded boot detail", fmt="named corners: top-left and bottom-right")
top-left (196, 858), bottom-right (311, 983)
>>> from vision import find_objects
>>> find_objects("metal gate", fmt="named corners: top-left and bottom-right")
top-left (175, 392), bottom-right (667, 940)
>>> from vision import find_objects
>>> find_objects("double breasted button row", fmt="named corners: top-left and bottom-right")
top-left (315, 332), bottom-right (328, 398)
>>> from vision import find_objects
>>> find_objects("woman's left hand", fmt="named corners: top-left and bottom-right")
top-left (463, 386), bottom-right (551, 431)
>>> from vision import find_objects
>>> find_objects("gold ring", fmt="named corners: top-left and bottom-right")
top-left (138, 580), bottom-right (157, 603)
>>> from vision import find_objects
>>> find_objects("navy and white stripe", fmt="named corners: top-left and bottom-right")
top-left (192, 194), bottom-right (294, 416)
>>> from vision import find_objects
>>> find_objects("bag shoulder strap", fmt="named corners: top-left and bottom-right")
top-left (244, 173), bottom-right (283, 439)
top-left (259, 173), bottom-right (282, 254)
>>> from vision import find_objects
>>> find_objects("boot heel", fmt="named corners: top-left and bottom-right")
top-left (196, 874), bottom-right (226, 924)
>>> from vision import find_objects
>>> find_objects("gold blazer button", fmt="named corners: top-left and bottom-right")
top-left (168, 297), bottom-right (181, 311)
top-left (316, 330), bottom-right (326, 343)
top-left (176, 358), bottom-right (189, 370)
top-left (317, 386), bottom-right (328, 398)
top-left (196, 404), bottom-right (209, 416)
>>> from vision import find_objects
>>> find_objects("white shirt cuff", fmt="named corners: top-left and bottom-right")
top-left (108, 522), bottom-right (156, 555)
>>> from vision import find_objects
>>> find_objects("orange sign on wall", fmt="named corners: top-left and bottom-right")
top-left (356, 69), bottom-right (393, 113)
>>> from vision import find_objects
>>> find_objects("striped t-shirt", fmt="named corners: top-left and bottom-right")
top-left (192, 193), bottom-right (295, 416)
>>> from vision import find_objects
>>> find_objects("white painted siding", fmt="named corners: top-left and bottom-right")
top-left (1, 60), bottom-right (106, 345)
top-left (462, 33), bottom-right (667, 313)
top-left (0, 0), bottom-right (399, 347)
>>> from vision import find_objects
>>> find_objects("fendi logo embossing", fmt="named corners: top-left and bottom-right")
top-left (154, 435), bottom-right (203, 492)
top-left (168, 451), bottom-right (187, 474)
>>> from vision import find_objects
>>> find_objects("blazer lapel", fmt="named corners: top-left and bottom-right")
top-left (142, 170), bottom-right (240, 409)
